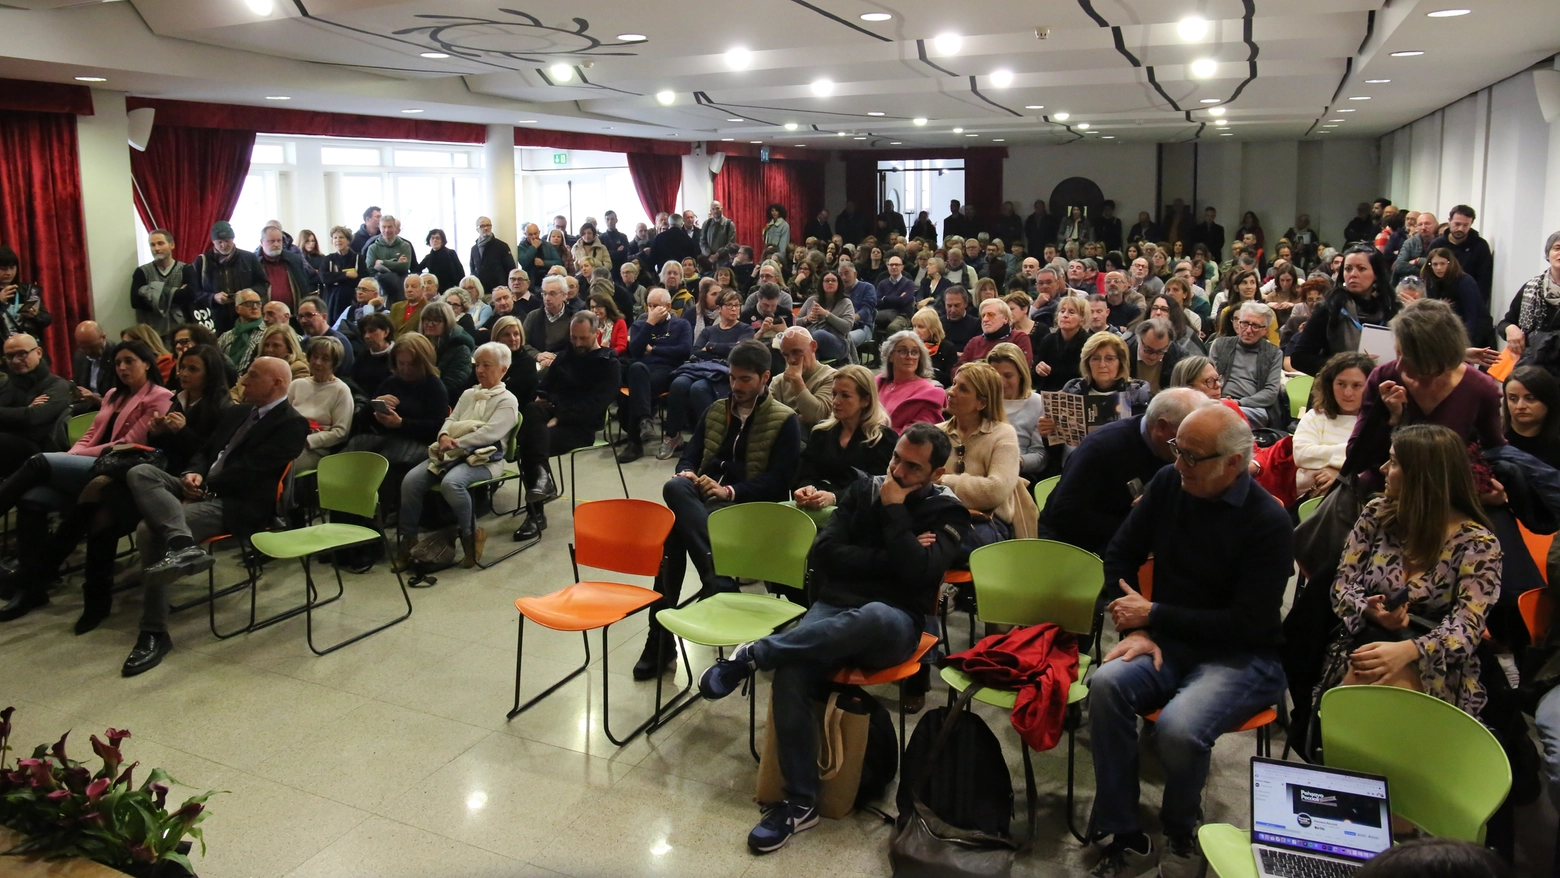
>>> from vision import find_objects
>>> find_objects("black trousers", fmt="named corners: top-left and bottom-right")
top-left (620, 362), bottom-right (673, 435)
top-left (0, 433), bottom-right (40, 480)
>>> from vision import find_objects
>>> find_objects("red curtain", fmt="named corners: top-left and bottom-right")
top-left (125, 97), bottom-right (486, 144)
top-left (130, 126), bottom-right (256, 270)
top-left (522, 131), bottom-right (687, 156)
top-left (626, 152), bottom-right (684, 219)
top-left (763, 160), bottom-right (824, 246)
top-left (0, 112), bottom-right (92, 370)
top-left (0, 79), bottom-right (94, 115)
top-left (714, 156), bottom-right (824, 251)
top-left (963, 151), bottom-right (1005, 220)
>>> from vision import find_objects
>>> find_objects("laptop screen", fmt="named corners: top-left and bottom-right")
top-left (1250, 758), bottom-right (1391, 862)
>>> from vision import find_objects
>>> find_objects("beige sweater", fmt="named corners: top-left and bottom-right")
top-left (937, 418), bottom-right (1038, 539)
top-left (768, 361), bottom-right (837, 430)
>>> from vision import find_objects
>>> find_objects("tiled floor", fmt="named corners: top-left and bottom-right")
top-left (0, 451), bottom-right (1554, 876)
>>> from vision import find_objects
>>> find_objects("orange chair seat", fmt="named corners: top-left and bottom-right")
top-left (1143, 706), bottom-right (1277, 733)
top-left (944, 570), bottom-right (973, 584)
top-left (831, 632), bottom-right (938, 686)
top-left (515, 581), bottom-right (659, 632)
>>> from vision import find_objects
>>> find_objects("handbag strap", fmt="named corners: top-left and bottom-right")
top-left (816, 692), bottom-right (846, 780)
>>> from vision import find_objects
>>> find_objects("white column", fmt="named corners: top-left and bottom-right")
top-left (484, 124), bottom-right (517, 245)
top-left (290, 138), bottom-right (327, 233)
top-left (679, 153), bottom-right (710, 215)
top-left (1544, 63), bottom-right (1560, 237)
top-left (76, 89), bottom-right (138, 335)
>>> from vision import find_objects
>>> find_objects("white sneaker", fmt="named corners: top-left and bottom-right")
top-left (656, 434), bottom-right (684, 460)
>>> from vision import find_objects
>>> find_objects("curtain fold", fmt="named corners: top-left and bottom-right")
top-left (125, 98), bottom-right (485, 144)
top-left (130, 126), bottom-right (256, 274)
top-left (0, 111), bottom-right (92, 370)
top-left (714, 156), bottom-right (824, 254)
top-left (626, 152), bottom-right (684, 219)
top-left (962, 151), bottom-right (1005, 220)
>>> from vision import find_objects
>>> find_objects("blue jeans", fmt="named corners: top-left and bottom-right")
top-left (1088, 637), bottom-right (1286, 837)
top-left (665, 375), bottom-right (721, 437)
top-left (398, 459), bottom-right (491, 538)
top-left (1534, 686), bottom-right (1560, 811)
top-left (753, 600), bottom-right (921, 807)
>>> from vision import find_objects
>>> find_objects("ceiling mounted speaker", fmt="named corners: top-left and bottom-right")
top-left (127, 107), bottom-right (155, 152)
top-left (709, 152), bottom-right (726, 175)
top-left (1535, 69), bottom-right (1560, 125)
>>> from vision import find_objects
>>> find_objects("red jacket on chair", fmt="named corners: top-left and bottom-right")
top-left (945, 622), bottom-right (1078, 752)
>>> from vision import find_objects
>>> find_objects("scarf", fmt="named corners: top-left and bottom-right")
top-left (476, 232), bottom-right (493, 246)
top-left (433, 384), bottom-right (511, 465)
top-left (1518, 272), bottom-right (1560, 334)
top-left (982, 325), bottom-right (1013, 343)
top-left (223, 317), bottom-right (262, 368)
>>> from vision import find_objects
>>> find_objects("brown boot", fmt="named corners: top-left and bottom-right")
top-left (460, 528), bottom-right (487, 568)
top-left (390, 542), bottom-right (415, 573)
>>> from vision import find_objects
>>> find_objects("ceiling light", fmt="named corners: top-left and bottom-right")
top-left (1208, 106), bottom-right (1225, 116)
top-left (420, 52), bottom-right (449, 59)
top-left (1349, 95), bottom-right (1372, 100)
top-left (784, 122), bottom-right (799, 130)
top-left (1177, 16), bottom-right (1209, 41)
top-left (933, 32), bottom-right (962, 55)
top-left (964, 133), bottom-right (978, 137)
top-left (244, 0), bottom-right (274, 15)
top-left (950, 127), bottom-right (963, 133)
top-left (1338, 108), bottom-right (1356, 113)
top-left (1328, 118), bottom-right (1344, 122)
top-left (264, 95), bottom-right (290, 101)
top-left (890, 141), bottom-right (902, 145)
top-left (1426, 8), bottom-right (1470, 16)
top-left (727, 117), bottom-right (743, 122)
top-left (861, 12), bottom-right (892, 21)
top-left (1365, 78), bottom-right (1391, 83)
top-left (518, 119), bottom-right (538, 123)
top-left (74, 76), bottom-right (107, 82)
top-left (549, 63), bottom-right (575, 82)
top-left (868, 111), bottom-right (885, 116)
top-left (1201, 98), bottom-right (1221, 104)
top-left (1390, 50), bottom-right (1425, 57)
top-left (1221, 132), bottom-right (1233, 136)
top-left (655, 90), bottom-right (676, 105)
top-left (720, 137), bottom-right (734, 141)
top-left (1214, 119), bottom-right (1227, 126)
top-left (1025, 105), bottom-right (1044, 110)
top-left (1053, 112), bottom-right (1070, 121)
top-left (838, 131), bottom-right (848, 136)
top-left (811, 78), bottom-right (834, 96)
top-left (1190, 58), bottom-right (1218, 78)
top-left (401, 108), bottom-right (423, 114)
top-left (616, 33), bottom-right (647, 42)
top-left (1102, 136), bottom-right (1115, 139)
top-left (854, 136), bottom-right (868, 140)
top-left (993, 138), bottom-right (1005, 142)
top-left (990, 69), bottom-right (1013, 88)
top-left (1075, 122), bottom-right (1090, 129)
top-left (912, 117), bottom-right (927, 126)
top-left (1323, 124), bottom-right (1339, 128)
top-left (724, 47), bottom-right (751, 70)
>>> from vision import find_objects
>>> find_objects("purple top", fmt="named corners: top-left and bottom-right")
top-left (1345, 360), bottom-right (1504, 493)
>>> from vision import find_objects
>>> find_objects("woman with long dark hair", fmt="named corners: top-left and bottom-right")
top-left (1289, 243), bottom-right (1399, 375)
top-left (1414, 247), bottom-right (1483, 337)
top-left (1503, 364), bottom-right (1560, 469)
top-left (418, 228), bottom-right (465, 293)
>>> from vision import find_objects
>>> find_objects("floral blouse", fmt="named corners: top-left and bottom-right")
top-left (1317, 498), bottom-right (1502, 717)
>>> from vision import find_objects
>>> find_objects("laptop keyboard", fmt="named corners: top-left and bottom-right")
top-left (1259, 849), bottom-right (1360, 878)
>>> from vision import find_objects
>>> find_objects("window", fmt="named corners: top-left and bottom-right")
top-left (879, 160), bottom-right (964, 230)
top-left (228, 172), bottom-right (281, 248)
top-left (394, 150), bottom-right (454, 168)
top-left (516, 148), bottom-right (650, 234)
top-left (321, 147), bottom-right (381, 166)
top-left (251, 143), bottom-right (286, 165)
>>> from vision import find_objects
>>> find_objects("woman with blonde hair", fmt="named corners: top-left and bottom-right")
top-left (876, 330), bottom-right (947, 431)
top-left (239, 324), bottom-right (309, 401)
top-left (120, 324), bottom-right (174, 381)
top-left (792, 365), bottom-right (897, 512)
top-left (1038, 331), bottom-right (1152, 446)
top-left (459, 275), bottom-right (491, 325)
top-left (1033, 295), bottom-right (1089, 391)
top-left (938, 361), bottom-right (1038, 545)
top-left (987, 342), bottom-right (1047, 481)
top-left (911, 307), bottom-right (955, 385)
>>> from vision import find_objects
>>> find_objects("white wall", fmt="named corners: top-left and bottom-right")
top-left (76, 89), bottom-right (138, 335)
top-left (1002, 143), bottom-right (1159, 226)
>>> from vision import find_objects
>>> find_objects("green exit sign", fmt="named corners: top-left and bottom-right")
top-left (552, 152), bottom-right (568, 165)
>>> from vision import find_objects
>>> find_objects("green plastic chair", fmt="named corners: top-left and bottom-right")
top-left (248, 451), bottom-right (413, 655)
top-left (467, 417), bottom-right (532, 568)
top-left (1200, 686), bottom-right (1513, 877)
top-left (66, 412), bottom-right (96, 446)
top-left (1032, 475), bottom-right (1060, 510)
top-left (552, 409), bottom-right (629, 514)
top-left (938, 539), bottom-right (1101, 841)
top-left (780, 499), bottom-right (835, 528)
top-left (653, 502), bottom-right (817, 759)
top-left (1297, 495), bottom-right (1323, 522)
top-left (1286, 374), bottom-right (1314, 419)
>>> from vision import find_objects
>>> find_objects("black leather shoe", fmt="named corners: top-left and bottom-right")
top-left (632, 632), bottom-right (677, 681)
top-left (525, 468), bottom-right (558, 505)
top-left (74, 604), bottom-right (111, 636)
top-left (513, 509), bottom-right (547, 542)
top-left (143, 546), bottom-right (215, 588)
top-left (0, 590), bottom-right (48, 622)
top-left (615, 441), bottom-right (644, 464)
top-left (121, 631), bottom-right (173, 677)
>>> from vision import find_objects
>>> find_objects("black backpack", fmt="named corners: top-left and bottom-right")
top-left (896, 689), bottom-right (1013, 837)
top-left (852, 689), bottom-right (899, 808)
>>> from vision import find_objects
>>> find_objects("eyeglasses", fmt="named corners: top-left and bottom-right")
top-left (356, 285), bottom-right (377, 292)
top-left (1087, 354), bottom-right (1120, 365)
top-left (1235, 320), bottom-right (1267, 331)
top-left (1139, 341), bottom-right (1170, 356)
top-left (1167, 437), bottom-right (1224, 466)
top-left (236, 300), bottom-right (263, 309)
top-left (892, 348), bottom-right (920, 358)
top-left (3, 348), bottom-right (38, 361)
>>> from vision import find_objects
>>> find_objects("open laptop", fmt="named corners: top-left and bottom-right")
top-left (1250, 756), bottom-right (1392, 878)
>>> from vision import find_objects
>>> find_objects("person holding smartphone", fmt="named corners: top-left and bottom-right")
top-left (0, 246), bottom-right (52, 343)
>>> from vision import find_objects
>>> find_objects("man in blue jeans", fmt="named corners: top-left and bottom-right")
top-left (1087, 404), bottom-right (1291, 878)
top-left (699, 423), bottom-right (971, 853)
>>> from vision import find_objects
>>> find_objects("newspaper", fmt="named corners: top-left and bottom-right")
top-left (1040, 391), bottom-right (1087, 446)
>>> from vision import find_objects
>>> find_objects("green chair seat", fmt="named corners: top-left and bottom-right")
top-left (1199, 824), bottom-right (1258, 878)
top-left (939, 666), bottom-right (1089, 710)
top-left (251, 522), bottom-right (382, 560)
top-left (469, 462), bottom-right (520, 490)
top-left (656, 593), bottom-right (806, 647)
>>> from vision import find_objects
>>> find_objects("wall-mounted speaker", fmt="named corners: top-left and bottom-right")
top-left (127, 107), bottom-right (155, 151)
top-left (709, 151), bottom-right (727, 175)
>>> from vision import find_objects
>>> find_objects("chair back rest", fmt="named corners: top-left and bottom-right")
top-left (1286, 374), bottom-right (1313, 419)
top-left (1519, 587), bottom-right (1553, 642)
top-left (968, 540), bottom-right (1102, 634)
top-left (1032, 476), bottom-right (1060, 510)
top-left (1519, 522), bottom-right (1552, 584)
top-left (1136, 558), bottom-right (1153, 601)
top-left (1319, 686), bottom-right (1510, 843)
top-left (708, 502), bottom-right (816, 591)
top-left (316, 451), bottom-right (389, 519)
top-left (1297, 495), bottom-right (1323, 523)
top-left (67, 412), bottom-right (96, 446)
top-left (574, 499), bottom-right (675, 577)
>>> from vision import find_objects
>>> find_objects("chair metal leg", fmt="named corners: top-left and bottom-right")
top-left (1064, 715), bottom-right (1088, 843)
top-left (207, 541), bottom-right (260, 640)
top-left (748, 673), bottom-right (760, 763)
top-left (300, 535), bottom-right (414, 656)
top-left (507, 622), bottom-right (592, 720)
top-left (1021, 743), bottom-right (1039, 842)
top-left (601, 623), bottom-right (673, 747)
top-left (649, 631), bottom-right (697, 733)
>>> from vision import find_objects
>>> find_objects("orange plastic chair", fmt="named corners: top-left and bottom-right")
top-left (507, 499), bottom-right (678, 746)
top-left (1520, 523), bottom-right (1553, 584)
top-left (831, 631), bottom-right (938, 759)
top-left (1520, 588), bottom-right (1553, 642)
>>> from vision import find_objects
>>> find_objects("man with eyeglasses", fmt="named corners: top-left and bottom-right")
top-left (0, 333), bottom-right (73, 479)
top-left (296, 296), bottom-right (354, 376)
top-left (875, 255), bottom-right (917, 334)
top-left (1085, 403), bottom-right (1290, 878)
top-left (1103, 271), bottom-right (1144, 327)
top-left (1208, 301), bottom-right (1285, 426)
top-left (217, 290), bottom-right (267, 376)
top-left (1127, 318), bottom-right (1181, 394)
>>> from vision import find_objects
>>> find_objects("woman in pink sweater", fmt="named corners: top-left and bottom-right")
top-left (876, 330), bottom-right (948, 431)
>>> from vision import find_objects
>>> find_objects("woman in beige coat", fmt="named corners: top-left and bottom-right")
top-left (936, 361), bottom-right (1038, 550)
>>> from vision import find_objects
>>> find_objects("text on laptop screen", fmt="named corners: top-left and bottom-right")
top-left (1251, 760), bottom-right (1390, 861)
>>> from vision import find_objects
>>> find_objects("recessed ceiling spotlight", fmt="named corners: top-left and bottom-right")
top-left (1075, 122), bottom-right (1090, 129)
top-left (518, 119), bottom-right (538, 124)
top-left (1390, 50), bottom-right (1425, 57)
top-left (1338, 108), bottom-right (1356, 113)
top-left (993, 138), bottom-right (1005, 142)
top-left (854, 136), bottom-right (867, 140)
top-left (1200, 98), bottom-right (1221, 104)
top-left (1348, 95), bottom-right (1372, 100)
top-left (549, 63), bottom-right (575, 82)
top-left (1365, 79), bottom-right (1391, 83)
top-left (1190, 58), bottom-right (1218, 78)
top-left (1101, 136), bottom-right (1115, 139)
top-left (420, 52), bottom-right (449, 59)
top-left (1053, 112), bottom-right (1070, 121)
top-left (1208, 106), bottom-right (1225, 116)
top-left (401, 108), bottom-right (423, 114)
top-left (912, 117), bottom-right (928, 126)
top-left (264, 95), bottom-right (290, 100)
top-left (724, 47), bottom-right (751, 70)
top-left (1323, 124), bottom-right (1339, 128)
top-left (75, 76), bottom-right (107, 82)
top-left (727, 117), bottom-right (743, 122)
top-left (750, 140), bottom-right (762, 144)
top-left (1024, 105), bottom-right (1044, 110)
top-left (656, 90), bottom-right (675, 105)
top-left (1177, 16), bottom-right (1209, 41)
top-left (811, 78), bottom-right (834, 96)
top-left (933, 32), bottom-right (962, 55)
top-left (245, 0), bottom-right (274, 15)
top-left (952, 127), bottom-right (964, 133)
top-left (838, 131), bottom-right (848, 136)
top-left (868, 111), bottom-right (885, 116)
top-left (616, 33), bottom-right (647, 42)
top-left (990, 69), bottom-right (1013, 88)
top-left (890, 141), bottom-right (902, 145)
top-left (1426, 8), bottom-right (1470, 16)
top-left (860, 12), bottom-right (892, 21)
top-left (1214, 119), bottom-right (1227, 126)
top-left (784, 122), bottom-right (799, 131)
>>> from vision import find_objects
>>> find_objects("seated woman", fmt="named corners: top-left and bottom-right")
top-left (912, 307), bottom-right (955, 386)
top-left (937, 361), bottom-right (1038, 552)
top-left (347, 332), bottom-right (450, 493)
top-left (792, 365), bottom-right (897, 512)
top-left (1032, 295), bottom-right (1089, 392)
top-left (418, 300), bottom-right (476, 401)
top-left (1313, 424), bottom-right (1500, 720)
top-left (147, 343), bottom-right (233, 474)
top-left (1058, 331), bottom-right (1153, 415)
top-left (1293, 352), bottom-right (1372, 498)
top-left (588, 290), bottom-right (629, 355)
top-left (489, 315), bottom-right (556, 542)
top-left (237, 324), bottom-right (309, 404)
top-left (168, 323), bottom-right (230, 392)
top-left (659, 290), bottom-right (755, 461)
top-left (796, 270), bottom-right (857, 358)
top-left (1159, 276), bottom-right (1205, 339)
top-left (287, 336), bottom-right (354, 472)
top-left (392, 342), bottom-right (518, 570)
top-left (442, 287), bottom-right (480, 337)
top-left (987, 342), bottom-right (1047, 483)
top-left (1504, 364), bottom-right (1560, 469)
top-left (121, 324), bottom-right (174, 382)
top-left (1170, 355), bottom-right (1222, 400)
top-left (876, 330), bottom-right (948, 432)
top-left (460, 275), bottom-right (492, 326)
top-left (1149, 286), bottom-right (1205, 356)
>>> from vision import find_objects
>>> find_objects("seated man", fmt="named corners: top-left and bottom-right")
top-left (768, 327), bottom-right (836, 432)
top-left (120, 357), bottom-right (309, 676)
top-left (1086, 404), bottom-right (1290, 878)
top-left (937, 286), bottom-right (981, 353)
top-left (69, 320), bottom-right (113, 415)
top-left (633, 340), bottom-right (802, 679)
top-left (523, 275), bottom-right (582, 374)
top-left (1126, 317), bottom-right (1181, 395)
top-left (262, 300), bottom-right (292, 328)
top-left (515, 311), bottom-right (621, 540)
top-left (1103, 270), bottom-right (1145, 327)
top-left (1209, 301), bottom-right (1284, 426)
top-left (0, 333), bottom-right (73, 478)
top-left (617, 288), bottom-right (694, 463)
top-left (874, 254), bottom-right (918, 334)
top-left (742, 262), bottom-right (795, 314)
top-left (296, 295), bottom-right (355, 377)
top-left (1038, 388), bottom-right (1207, 558)
top-left (698, 423), bottom-right (969, 853)
top-left (957, 297), bottom-right (1033, 367)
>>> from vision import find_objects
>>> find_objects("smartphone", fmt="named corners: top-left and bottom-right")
top-left (371, 399), bottom-right (393, 416)
top-left (22, 284), bottom-right (40, 306)
top-left (1126, 478), bottom-right (1145, 500)
top-left (1384, 589), bottom-right (1410, 611)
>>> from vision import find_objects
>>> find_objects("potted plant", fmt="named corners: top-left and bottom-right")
top-left (0, 706), bottom-right (222, 876)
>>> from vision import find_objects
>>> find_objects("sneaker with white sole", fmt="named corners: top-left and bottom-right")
top-left (1087, 834), bottom-right (1156, 878)
top-left (655, 434), bottom-right (684, 460)
top-left (747, 800), bottom-right (819, 853)
top-left (698, 643), bottom-right (754, 700)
